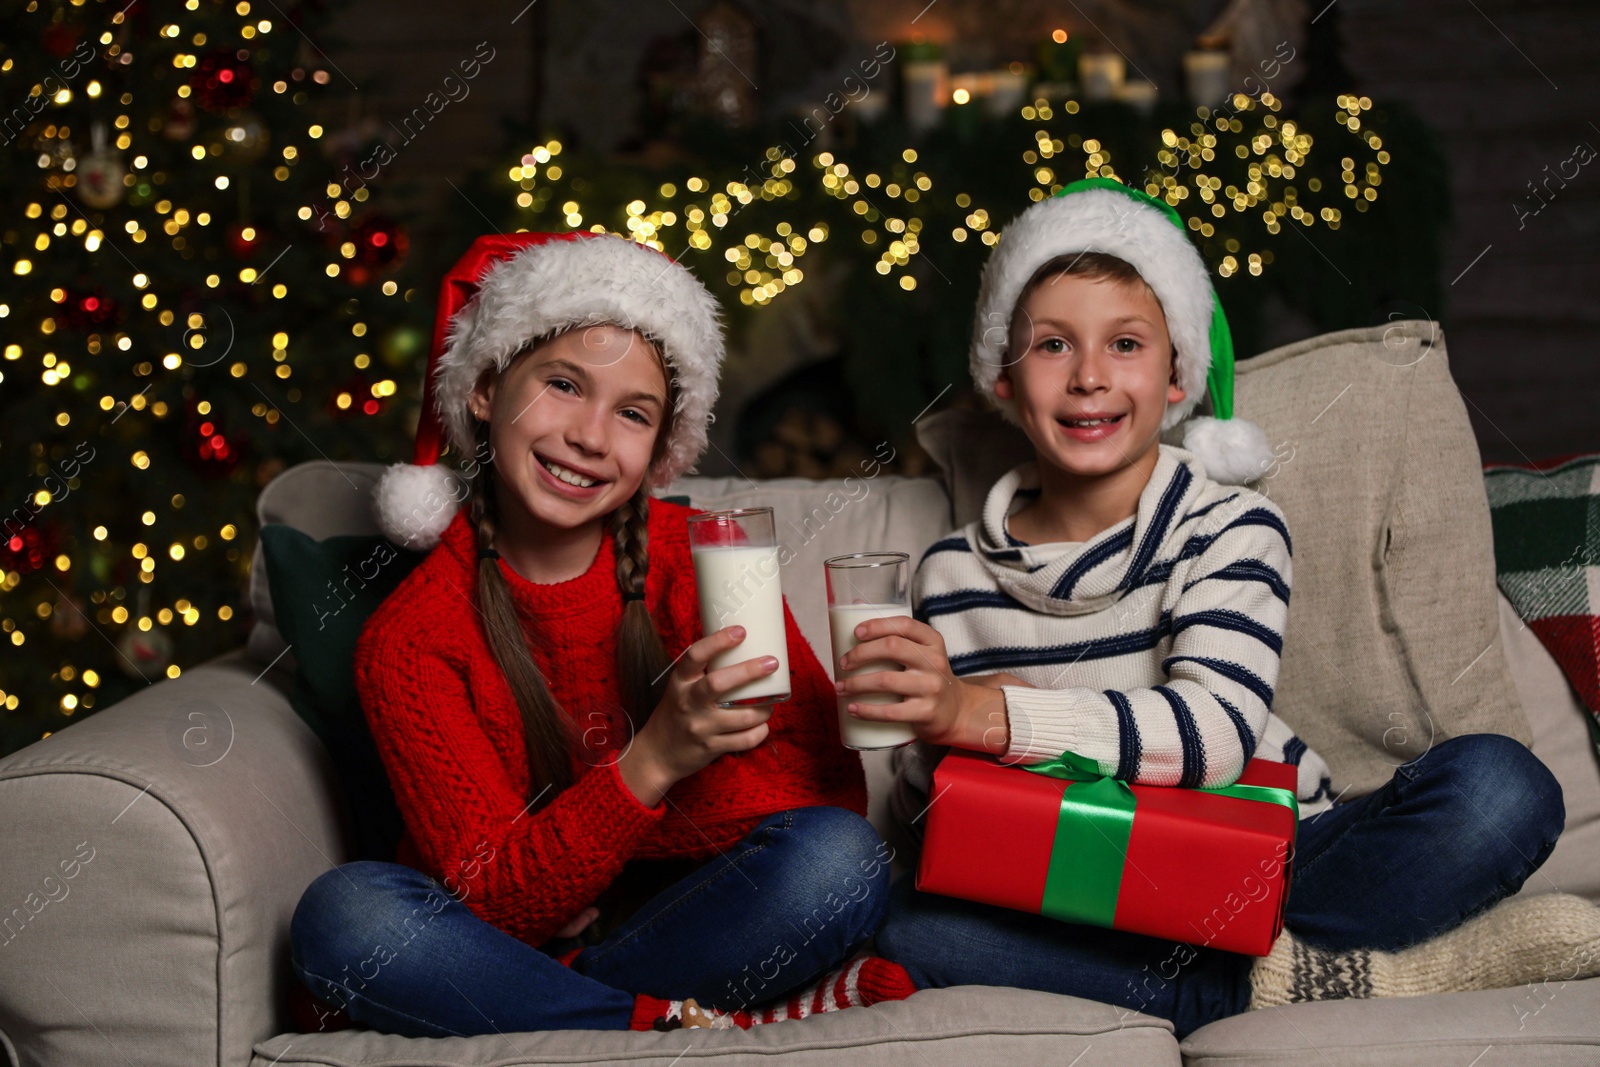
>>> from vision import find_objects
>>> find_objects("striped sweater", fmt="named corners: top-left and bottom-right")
top-left (890, 444), bottom-right (1333, 835)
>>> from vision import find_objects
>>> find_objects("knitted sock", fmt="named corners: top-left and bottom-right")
top-left (1249, 892), bottom-right (1600, 1009)
top-left (743, 953), bottom-right (919, 1023)
top-left (632, 954), bottom-right (919, 1030)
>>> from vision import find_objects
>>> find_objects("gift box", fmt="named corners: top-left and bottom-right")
top-left (915, 748), bottom-right (1298, 956)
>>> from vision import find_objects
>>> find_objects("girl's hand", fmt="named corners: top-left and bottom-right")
top-left (552, 905), bottom-right (600, 939)
top-left (619, 625), bottom-right (778, 807)
top-left (834, 616), bottom-right (1014, 754)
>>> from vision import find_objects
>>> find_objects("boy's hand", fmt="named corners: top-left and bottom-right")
top-left (833, 616), bottom-right (1015, 754)
top-left (966, 672), bottom-right (1035, 690)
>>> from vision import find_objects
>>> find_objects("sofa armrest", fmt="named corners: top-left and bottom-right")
top-left (0, 648), bottom-right (350, 1067)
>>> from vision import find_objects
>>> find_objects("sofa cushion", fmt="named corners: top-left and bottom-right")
top-left (257, 524), bottom-right (426, 863)
top-left (1180, 977), bottom-right (1600, 1066)
top-left (1484, 452), bottom-right (1600, 747)
top-left (1505, 591), bottom-right (1600, 906)
top-left (254, 985), bottom-right (1180, 1066)
top-left (249, 460), bottom-right (389, 670)
top-left (914, 320), bottom-right (1532, 798)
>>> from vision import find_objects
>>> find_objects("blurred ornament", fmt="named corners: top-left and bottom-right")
top-left (255, 456), bottom-right (287, 488)
top-left (89, 549), bottom-right (112, 586)
top-left (379, 323), bottom-right (426, 370)
top-left (1, 520), bottom-right (60, 575)
top-left (162, 96), bottom-right (197, 141)
top-left (695, 1), bottom-right (758, 128)
top-left (321, 107), bottom-right (385, 163)
top-left (221, 110), bottom-right (269, 163)
top-left (49, 593), bottom-right (90, 641)
top-left (352, 214), bottom-right (407, 271)
top-left (331, 373), bottom-right (383, 417)
top-left (190, 48), bottom-right (258, 113)
top-left (118, 626), bottom-right (174, 679)
top-left (76, 121), bottom-right (126, 210)
top-left (226, 222), bottom-right (266, 258)
top-left (57, 287), bottom-right (120, 331)
top-left (117, 591), bottom-right (174, 680)
top-left (181, 397), bottom-right (247, 476)
top-left (42, 21), bottom-right (84, 59)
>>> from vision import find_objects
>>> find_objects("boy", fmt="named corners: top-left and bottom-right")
top-left (838, 179), bottom-right (1593, 1037)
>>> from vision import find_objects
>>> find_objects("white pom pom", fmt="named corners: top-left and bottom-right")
top-left (1182, 416), bottom-right (1276, 485)
top-left (374, 462), bottom-right (465, 551)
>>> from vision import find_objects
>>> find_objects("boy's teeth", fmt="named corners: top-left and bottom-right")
top-left (1066, 416), bottom-right (1120, 426)
top-left (540, 457), bottom-right (598, 487)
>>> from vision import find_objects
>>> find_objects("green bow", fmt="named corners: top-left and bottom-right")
top-left (1020, 749), bottom-right (1297, 927)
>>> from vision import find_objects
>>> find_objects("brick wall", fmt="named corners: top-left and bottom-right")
top-left (1340, 0), bottom-right (1599, 462)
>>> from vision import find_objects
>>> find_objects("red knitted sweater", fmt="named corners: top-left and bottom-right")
top-left (353, 501), bottom-right (868, 948)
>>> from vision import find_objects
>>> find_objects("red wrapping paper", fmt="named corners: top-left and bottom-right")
top-left (915, 749), bottom-right (1298, 956)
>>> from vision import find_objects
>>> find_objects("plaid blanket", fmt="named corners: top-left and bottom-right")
top-left (1483, 453), bottom-right (1600, 753)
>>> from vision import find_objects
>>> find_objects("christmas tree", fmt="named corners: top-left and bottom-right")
top-left (0, 0), bottom-right (431, 755)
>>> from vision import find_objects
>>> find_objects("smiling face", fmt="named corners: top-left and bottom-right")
top-left (994, 258), bottom-right (1186, 483)
top-left (468, 324), bottom-right (672, 539)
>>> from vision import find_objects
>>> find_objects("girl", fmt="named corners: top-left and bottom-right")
top-left (288, 232), bottom-right (915, 1036)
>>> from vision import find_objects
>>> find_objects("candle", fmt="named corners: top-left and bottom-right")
top-left (1078, 52), bottom-right (1125, 102)
top-left (901, 40), bottom-right (949, 135)
top-left (1115, 79), bottom-right (1158, 115)
top-left (1183, 49), bottom-right (1232, 108)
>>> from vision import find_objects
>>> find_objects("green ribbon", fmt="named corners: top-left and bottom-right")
top-left (1021, 750), bottom-right (1298, 927)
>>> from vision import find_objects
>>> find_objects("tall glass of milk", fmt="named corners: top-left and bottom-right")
top-left (687, 507), bottom-right (791, 707)
top-left (824, 551), bottom-right (918, 750)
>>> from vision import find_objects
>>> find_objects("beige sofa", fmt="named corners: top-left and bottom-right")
top-left (1, 321), bottom-right (1596, 1066)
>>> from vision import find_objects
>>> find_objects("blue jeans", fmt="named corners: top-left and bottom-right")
top-left (877, 733), bottom-right (1565, 1039)
top-left (290, 806), bottom-right (891, 1036)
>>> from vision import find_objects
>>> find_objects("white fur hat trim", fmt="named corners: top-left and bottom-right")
top-left (969, 187), bottom-right (1215, 436)
top-left (375, 234), bottom-right (724, 550)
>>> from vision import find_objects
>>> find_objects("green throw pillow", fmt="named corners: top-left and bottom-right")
top-left (258, 494), bottom-right (693, 862)
top-left (258, 525), bottom-right (427, 862)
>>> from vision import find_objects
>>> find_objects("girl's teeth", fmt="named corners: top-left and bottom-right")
top-left (541, 458), bottom-right (598, 487)
top-left (1067, 417), bottom-right (1120, 426)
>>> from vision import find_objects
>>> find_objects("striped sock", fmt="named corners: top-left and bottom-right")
top-left (747, 953), bottom-right (919, 1023)
top-left (640, 954), bottom-right (918, 1030)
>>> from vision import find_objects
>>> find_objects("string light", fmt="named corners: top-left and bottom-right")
top-left (504, 88), bottom-right (1381, 297)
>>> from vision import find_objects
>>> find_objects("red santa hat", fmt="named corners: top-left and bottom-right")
top-left (374, 231), bottom-right (725, 550)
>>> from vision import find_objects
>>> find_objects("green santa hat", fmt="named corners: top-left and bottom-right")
top-left (968, 176), bottom-right (1274, 485)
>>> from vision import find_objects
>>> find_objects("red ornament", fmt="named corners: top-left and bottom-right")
top-left (329, 374), bottom-right (384, 417)
top-left (57, 287), bottom-right (120, 331)
top-left (1, 520), bottom-right (61, 575)
top-left (190, 49), bottom-right (258, 113)
top-left (227, 223), bottom-right (266, 258)
top-left (353, 214), bottom-right (408, 270)
top-left (42, 23), bottom-right (84, 59)
top-left (180, 397), bottom-right (248, 476)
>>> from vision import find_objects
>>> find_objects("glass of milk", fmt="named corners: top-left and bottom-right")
top-left (687, 507), bottom-right (791, 707)
top-left (824, 551), bottom-right (918, 750)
